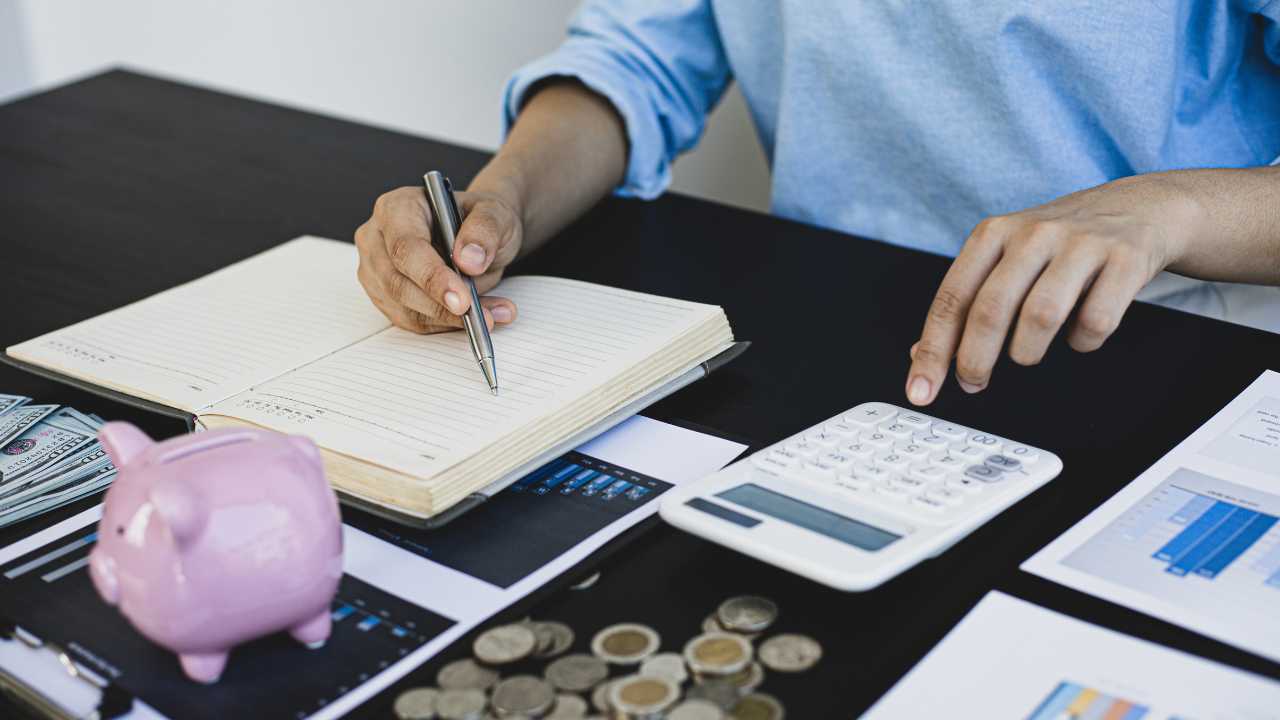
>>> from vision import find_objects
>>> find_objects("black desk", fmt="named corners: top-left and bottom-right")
top-left (2, 70), bottom-right (1278, 717)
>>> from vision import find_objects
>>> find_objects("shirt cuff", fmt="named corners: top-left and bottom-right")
top-left (502, 46), bottom-right (672, 200)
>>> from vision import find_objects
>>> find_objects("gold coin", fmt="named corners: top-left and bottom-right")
top-left (684, 633), bottom-right (752, 676)
top-left (730, 692), bottom-right (785, 720)
top-left (591, 623), bottom-right (660, 664)
top-left (609, 675), bottom-right (680, 715)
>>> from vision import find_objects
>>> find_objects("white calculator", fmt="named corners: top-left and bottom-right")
top-left (659, 402), bottom-right (1063, 591)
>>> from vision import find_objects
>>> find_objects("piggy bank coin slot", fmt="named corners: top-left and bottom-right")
top-left (157, 432), bottom-right (258, 464)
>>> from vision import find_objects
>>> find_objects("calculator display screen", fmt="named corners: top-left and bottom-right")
top-left (717, 483), bottom-right (902, 551)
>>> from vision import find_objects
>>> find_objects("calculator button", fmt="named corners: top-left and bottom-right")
top-left (835, 473), bottom-right (870, 491)
top-left (824, 421), bottom-right (861, 438)
top-left (819, 451), bottom-right (856, 472)
top-left (896, 412), bottom-right (933, 431)
top-left (985, 454), bottom-right (1021, 471)
top-left (844, 404), bottom-right (899, 427)
top-left (862, 432), bottom-right (894, 449)
top-left (799, 460), bottom-right (839, 482)
top-left (930, 454), bottom-right (965, 472)
top-left (909, 465), bottom-right (950, 483)
top-left (926, 487), bottom-right (965, 506)
top-left (964, 464), bottom-right (1005, 482)
top-left (890, 475), bottom-right (929, 494)
top-left (878, 422), bottom-right (915, 440)
top-left (933, 423), bottom-right (968, 441)
top-left (945, 476), bottom-right (985, 494)
top-left (853, 464), bottom-right (893, 483)
top-left (804, 430), bottom-right (842, 448)
top-left (915, 434), bottom-right (950, 452)
top-left (753, 453), bottom-right (795, 473)
top-left (874, 483), bottom-right (911, 501)
top-left (786, 441), bottom-right (823, 460)
top-left (950, 445), bottom-right (987, 462)
top-left (911, 495), bottom-right (948, 513)
top-left (874, 451), bottom-right (912, 472)
top-left (1007, 444), bottom-right (1040, 464)
top-left (839, 442), bottom-right (876, 460)
top-left (966, 433), bottom-right (1004, 453)
top-left (895, 443), bottom-right (931, 461)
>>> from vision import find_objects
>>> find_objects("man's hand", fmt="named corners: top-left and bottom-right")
top-left (904, 174), bottom-right (1207, 406)
top-left (355, 186), bottom-right (521, 333)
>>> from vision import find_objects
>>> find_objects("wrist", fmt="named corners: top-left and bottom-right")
top-left (1141, 171), bottom-right (1212, 272)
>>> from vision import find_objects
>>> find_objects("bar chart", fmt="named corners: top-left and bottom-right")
top-left (1026, 681), bottom-right (1149, 720)
top-left (1063, 468), bottom-right (1280, 627)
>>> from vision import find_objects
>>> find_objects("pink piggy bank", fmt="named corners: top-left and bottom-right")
top-left (88, 422), bottom-right (343, 684)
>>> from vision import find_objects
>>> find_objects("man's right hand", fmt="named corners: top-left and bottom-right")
top-left (355, 186), bottom-right (522, 333)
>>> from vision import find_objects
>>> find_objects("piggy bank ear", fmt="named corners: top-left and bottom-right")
top-left (98, 422), bottom-right (155, 469)
top-left (149, 479), bottom-right (206, 546)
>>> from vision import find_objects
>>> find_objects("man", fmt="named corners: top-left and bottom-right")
top-left (355, 1), bottom-right (1280, 407)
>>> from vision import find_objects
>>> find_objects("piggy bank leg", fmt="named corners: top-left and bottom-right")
top-left (290, 610), bottom-right (332, 650)
top-left (179, 651), bottom-right (228, 684)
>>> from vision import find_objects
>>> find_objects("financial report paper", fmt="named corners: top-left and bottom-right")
top-left (864, 592), bottom-right (1280, 719)
top-left (0, 416), bottom-right (746, 720)
top-left (1023, 369), bottom-right (1280, 663)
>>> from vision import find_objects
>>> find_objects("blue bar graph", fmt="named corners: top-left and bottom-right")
top-left (560, 468), bottom-right (598, 494)
top-left (511, 459), bottom-right (563, 491)
top-left (1168, 507), bottom-right (1258, 576)
top-left (1153, 501), bottom-right (1233, 562)
top-left (536, 464), bottom-right (581, 494)
top-left (625, 486), bottom-right (652, 501)
top-left (1170, 495), bottom-right (1214, 525)
top-left (1196, 514), bottom-right (1278, 578)
top-left (601, 479), bottom-right (632, 500)
top-left (356, 615), bottom-right (381, 631)
top-left (331, 604), bottom-right (355, 622)
top-left (581, 474), bottom-right (616, 496)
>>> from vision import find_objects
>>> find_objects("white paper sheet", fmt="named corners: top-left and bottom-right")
top-left (864, 592), bottom-right (1280, 719)
top-left (1023, 369), bottom-right (1280, 664)
top-left (0, 415), bottom-right (746, 720)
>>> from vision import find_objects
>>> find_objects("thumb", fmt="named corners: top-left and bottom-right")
top-left (454, 193), bottom-right (520, 277)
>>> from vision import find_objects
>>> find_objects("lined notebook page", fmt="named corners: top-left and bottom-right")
top-left (204, 276), bottom-right (719, 479)
top-left (7, 237), bottom-right (389, 412)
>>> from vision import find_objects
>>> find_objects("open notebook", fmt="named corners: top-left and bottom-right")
top-left (4, 237), bottom-right (738, 525)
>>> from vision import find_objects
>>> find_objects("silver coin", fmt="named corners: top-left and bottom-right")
top-left (393, 687), bottom-right (440, 720)
top-left (727, 661), bottom-right (765, 694)
top-left (545, 693), bottom-right (590, 719)
top-left (435, 688), bottom-right (487, 720)
top-left (683, 632), bottom-right (753, 677)
top-left (702, 613), bottom-right (726, 635)
top-left (473, 623), bottom-right (538, 665)
top-left (530, 621), bottom-right (575, 659)
top-left (685, 679), bottom-right (740, 710)
top-left (544, 653), bottom-right (609, 692)
top-left (639, 652), bottom-right (688, 685)
top-left (590, 678), bottom-right (617, 713)
top-left (491, 675), bottom-right (556, 717)
top-left (757, 634), bottom-right (822, 673)
top-left (716, 596), bottom-right (778, 634)
top-left (667, 699), bottom-right (726, 720)
top-left (437, 658), bottom-right (500, 691)
top-left (608, 674), bottom-right (680, 716)
top-left (731, 692), bottom-right (785, 720)
top-left (591, 623), bottom-right (660, 664)
top-left (570, 571), bottom-right (602, 590)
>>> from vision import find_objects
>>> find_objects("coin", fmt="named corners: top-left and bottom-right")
top-left (726, 661), bottom-right (764, 694)
top-left (717, 596), bottom-right (778, 634)
top-left (668, 699), bottom-right (727, 720)
top-left (473, 623), bottom-right (537, 665)
top-left (683, 632), bottom-right (753, 676)
top-left (544, 653), bottom-right (609, 692)
top-left (393, 687), bottom-right (439, 720)
top-left (437, 658), bottom-right (500, 691)
top-left (546, 693), bottom-right (590, 719)
top-left (435, 688), bottom-right (487, 720)
top-left (757, 634), bottom-right (822, 673)
top-left (686, 679), bottom-right (740, 710)
top-left (591, 623), bottom-right (660, 664)
top-left (639, 651), bottom-right (688, 685)
top-left (570, 571), bottom-right (602, 590)
top-left (702, 613), bottom-right (726, 634)
top-left (608, 674), bottom-right (680, 716)
top-left (730, 692), bottom-right (785, 720)
top-left (530, 621), bottom-right (575, 659)
top-left (590, 679), bottom-right (617, 712)
top-left (491, 675), bottom-right (556, 717)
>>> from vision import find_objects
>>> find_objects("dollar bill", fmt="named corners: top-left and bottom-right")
top-left (0, 404), bottom-right (57, 448)
top-left (0, 394), bottom-right (30, 416)
top-left (0, 465), bottom-right (116, 528)
top-left (0, 414), bottom-right (95, 489)
top-left (0, 447), bottom-right (111, 507)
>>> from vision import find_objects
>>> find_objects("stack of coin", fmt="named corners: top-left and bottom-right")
top-left (391, 595), bottom-right (821, 720)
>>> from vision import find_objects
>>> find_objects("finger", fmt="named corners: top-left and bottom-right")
top-left (361, 229), bottom-right (464, 327)
top-left (1007, 242), bottom-right (1106, 365)
top-left (368, 293), bottom-right (454, 335)
top-left (479, 295), bottom-right (517, 326)
top-left (953, 234), bottom-right (1055, 393)
top-left (1066, 245), bottom-right (1149, 352)
top-left (381, 210), bottom-right (473, 316)
top-left (905, 218), bottom-right (1009, 405)
top-left (455, 195), bottom-right (520, 276)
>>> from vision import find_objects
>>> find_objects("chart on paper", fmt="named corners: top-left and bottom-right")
top-left (1026, 681), bottom-right (1150, 720)
top-left (1061, 468), bottom-right (1280, 626)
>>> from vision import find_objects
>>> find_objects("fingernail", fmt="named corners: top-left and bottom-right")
top-left (491, 305), bottom-right (513, 323)
top-left (444, 291), bottom-right (463, 314)
top-left (957, 379), bottom-right (983, 394)
top-left (908, 376), bottom-right (931, 405)
top-left (460, 244), bottom-right (486, 269)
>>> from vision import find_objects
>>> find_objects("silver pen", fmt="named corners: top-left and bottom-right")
top-left (423, 171), bottom-right (499, 395)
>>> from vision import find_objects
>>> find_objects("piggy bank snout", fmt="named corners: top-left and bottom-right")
top-left (88, 548), bottom-right (119, 606)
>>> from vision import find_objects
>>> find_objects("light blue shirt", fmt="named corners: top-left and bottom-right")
top-left (504, 0), bottom-right (1280, 261)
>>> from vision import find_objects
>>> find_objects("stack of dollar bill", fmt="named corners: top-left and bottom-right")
top-left (0, 393), bottom-right (115, 529)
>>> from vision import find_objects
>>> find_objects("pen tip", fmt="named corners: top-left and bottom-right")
top-left (491, 387), bottom-right (499, 397)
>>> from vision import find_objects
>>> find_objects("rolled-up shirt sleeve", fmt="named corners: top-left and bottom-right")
top-left (502, 0), bottom-right (732, 199)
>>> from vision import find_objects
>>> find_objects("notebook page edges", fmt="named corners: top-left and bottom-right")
top-left (201, 276), bottom-right (725, 483)
top-left (6, 237), bottom-right (389, 414)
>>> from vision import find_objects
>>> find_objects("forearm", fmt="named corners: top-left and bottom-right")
top-left (468, 81), bottom-right (628, 255)
top-left (1161, 166), bottom-right (1280, 284)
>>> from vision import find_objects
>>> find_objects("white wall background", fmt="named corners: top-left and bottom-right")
top-left (0, 0), bottom-right (772, 212)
